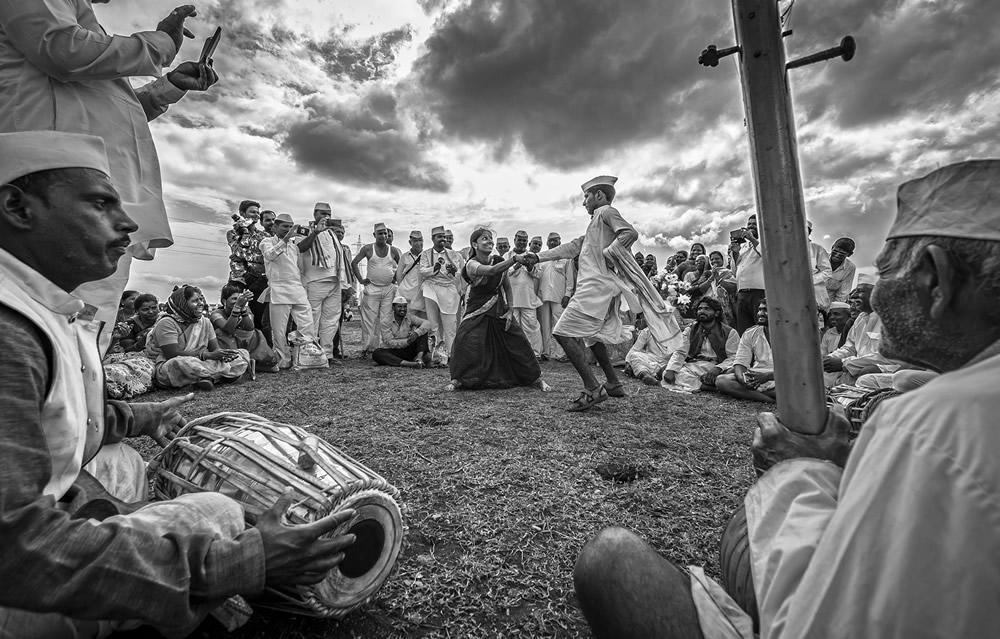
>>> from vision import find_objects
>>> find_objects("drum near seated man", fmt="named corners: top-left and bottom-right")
top-left (0, 131), bottom-right (357, 638)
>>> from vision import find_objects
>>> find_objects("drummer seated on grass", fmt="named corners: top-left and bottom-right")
top-left (0, 131), bottom-right (358, 639)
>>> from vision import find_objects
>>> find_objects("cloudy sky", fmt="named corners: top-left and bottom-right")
top-left (101, 0), bottom-right (1000, 301)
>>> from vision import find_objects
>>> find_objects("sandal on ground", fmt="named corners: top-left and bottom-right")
top-left (534, 379), bottom-right (552, 392)
top-left (604, 382), bottom-right (626, 397)
top-left (445, 380), bottom-right (460, 391)
top-left (639, 373), bottom-right (659, 386)
top-left (195, 379), bottom-right (214, 391)
top-left (567, 385), bottom-right (608, 412)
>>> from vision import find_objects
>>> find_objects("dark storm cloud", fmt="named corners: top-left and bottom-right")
top-left (631, 155), bottom-right (751, 209)
top-left (282, 90), bottom-right (450, 191)
top-left (308, 27), bottom-right (414, 82)
top-left (788, 0), bottom-right (1000, 127)
top-left (412, 0), bottom-right (742, 168)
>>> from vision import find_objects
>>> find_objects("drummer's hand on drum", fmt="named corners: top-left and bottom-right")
top-left (257, 490), bottom-right (357, 587)
top-left (144, 392), bottom-right (194, 447)
top-left (752, 405), bottom-right (852, 474)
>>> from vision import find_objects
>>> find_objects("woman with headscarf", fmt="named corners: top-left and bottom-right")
top-left (689, 250), bottom-right (737, 327)
top-left (145, 285), bottom-right (250, 390)
top-left (210, 283), bottom-right (280, 373)
top-left (447, 228), bottom-right (551, 392)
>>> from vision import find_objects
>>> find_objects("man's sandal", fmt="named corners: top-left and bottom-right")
top-left (567, 385), bottom-right (609, 412)
top-left (604, 382), bottom-right (626, 397)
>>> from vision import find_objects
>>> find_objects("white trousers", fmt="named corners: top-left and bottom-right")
top-left (306, 279), bottom-right (342, 357)
top-left (424, 297), bottom-right (458, 354)
top-left (537, 301), bottom-right (566, 358)
top-left (626, 350), bottom-right (668, 377)
top-left (270, 303), bottom-right (316, 368)
top-left (360, 283), bottom-right (396, 351)
top-left (513, 307), bottom-right (542, 356)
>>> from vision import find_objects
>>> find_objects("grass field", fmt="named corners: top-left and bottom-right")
top-left (133, 320), bottom-right (760, 638)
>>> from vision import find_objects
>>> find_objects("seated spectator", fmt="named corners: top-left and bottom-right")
top-left (106, 289), bottom-right (140, 354)
top-left (145, 285), bottom-right (250, 390)
top-left (624, 315), bottom-right (673, 385)
top-left (716, 299), bottom-right (775, 402)
top-left (210, 283), bottom-right (280, 373)
top-left (822, 278), bottom-right (899, 385)
top-left (826, 236), bottom-right (858, 305)
top-left (662, 297), bottom-right (738, 392)
top-left (372, 296), bottom-right (432, 368)
top-left (113, 292), bottom-right (160, 353)
top-left (821, 301), bottom-right (851, 353)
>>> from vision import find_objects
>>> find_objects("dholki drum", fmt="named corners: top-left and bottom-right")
top-left (152, 412), bottom-right (404, 618)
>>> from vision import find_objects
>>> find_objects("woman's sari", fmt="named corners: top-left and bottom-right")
top-left (449, 256), bottom-right (541, 389)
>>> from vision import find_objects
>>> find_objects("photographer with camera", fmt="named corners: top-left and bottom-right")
top-left (259, 214), bottom-right (316, 369)
top-left (728, 214), bottom-right (766, 334)
top-left (295, 203), bottom-right (347, 364)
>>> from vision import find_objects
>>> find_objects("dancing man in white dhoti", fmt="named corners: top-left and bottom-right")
top-left (527, 176), bottom-right (639, 411)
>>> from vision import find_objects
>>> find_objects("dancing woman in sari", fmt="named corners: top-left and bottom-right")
top-left (145, 285), bottom-right (250, 390)
top-left (448, 229), bottom-right (551, 392)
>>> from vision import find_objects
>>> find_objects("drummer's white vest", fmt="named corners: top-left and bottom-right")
top-left (0, 261), bottom-right (105, 500)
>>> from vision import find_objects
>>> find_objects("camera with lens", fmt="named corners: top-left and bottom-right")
top-left (730, 228), bottom-right (746, 243)
top-left (295, 225), bottom-right (311, 237)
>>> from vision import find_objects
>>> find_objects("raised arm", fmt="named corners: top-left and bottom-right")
top-left (0, 0), bottom-right (178, 82)
top-left (537, 235), bottom-right (584, 263)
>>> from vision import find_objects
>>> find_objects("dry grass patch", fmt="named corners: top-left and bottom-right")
top-left (130, 322), bottom-right (759, 638)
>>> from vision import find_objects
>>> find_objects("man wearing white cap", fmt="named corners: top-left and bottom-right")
top-left (822, 274), bottom-right (900, 386)
top-left (574, 159), bottom-right (1000, 638)
top-left (419, 226), bottom-right (465, 359)
top-left (395, 230), bottom-right (427, 319)
top-left (296, 202), bottom-right (346, 363)
top-left (0, 131), bottom-right (355, 637)
top-left (0, 3), bottom-right (220, 352)
top-left (352, 222), bottom-right (401, 356)
top-left (372, 296), bottom-right (432, 368)
top-left (259, 213), bottom-right (317, 369)
top-left (507, 230), bottom-right (543, 357)
top-left (526, 176), bottom-right (638, 411)
top-left (821, 301), bottom-right (851, 357)
top-left (536, 232), bottom-right (574, 361)
top-left (496, 236), bottom-right (511, 256)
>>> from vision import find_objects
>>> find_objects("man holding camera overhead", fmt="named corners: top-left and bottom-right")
top-left (729, 214), bottom-right (766, 334)
top-left (295, 203), bottom-right (347, 365)
top-left (0, 2), bottom-right (219, 351)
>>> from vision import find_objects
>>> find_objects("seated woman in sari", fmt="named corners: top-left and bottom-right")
top-left (448, 228), bottom-right (551, 392)
top-left (210, 283), bottom-right (280, 373)
top-left (145, 285), bottom-right (250, 390)
top-left (103, 293), bottom-right (160, 399)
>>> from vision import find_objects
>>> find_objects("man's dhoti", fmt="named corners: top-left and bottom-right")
top-left (553, 297), bottom-right (628, 347)
top-left (360, 283), bottom-right (396, 351)
top-left (306, 278), bottom-right (342, 358)
top-left (422, 282), bottom-right (460, 354)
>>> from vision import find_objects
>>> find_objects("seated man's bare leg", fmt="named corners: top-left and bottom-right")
top-left (716, 374), bottom-right (776, 404)
top-left (574, 527), bottom-right (704, 639)
top-left (556, 334), bottom-right (601, 390)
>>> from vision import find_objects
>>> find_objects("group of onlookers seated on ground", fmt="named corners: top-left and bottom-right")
top-left (624, 276), bottom-right (937, 402)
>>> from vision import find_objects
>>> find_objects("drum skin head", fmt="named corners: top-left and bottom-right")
top-left (302, 489), bottom-right (405, 617)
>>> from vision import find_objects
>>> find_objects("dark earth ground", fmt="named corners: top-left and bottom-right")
top-left (128, 320), bottom-right (760, 638)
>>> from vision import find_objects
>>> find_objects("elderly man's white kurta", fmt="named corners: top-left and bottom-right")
top-left (690, 341), bottom-right (1000, 638)
top-left (538, 205), bottom-right (637, 344)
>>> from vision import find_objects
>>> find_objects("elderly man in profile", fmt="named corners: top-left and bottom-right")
top-left (372, 296), bottom-right (432, 368)
top-left (572, 159), bottom-right (1000, 638)
top-left (0, 131), bottom-right (356, 638)
top-left (0, 2), bottom-right (219, 347)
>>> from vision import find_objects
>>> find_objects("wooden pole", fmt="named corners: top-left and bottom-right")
top-left (731, 0), bottom-right (827, 434)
